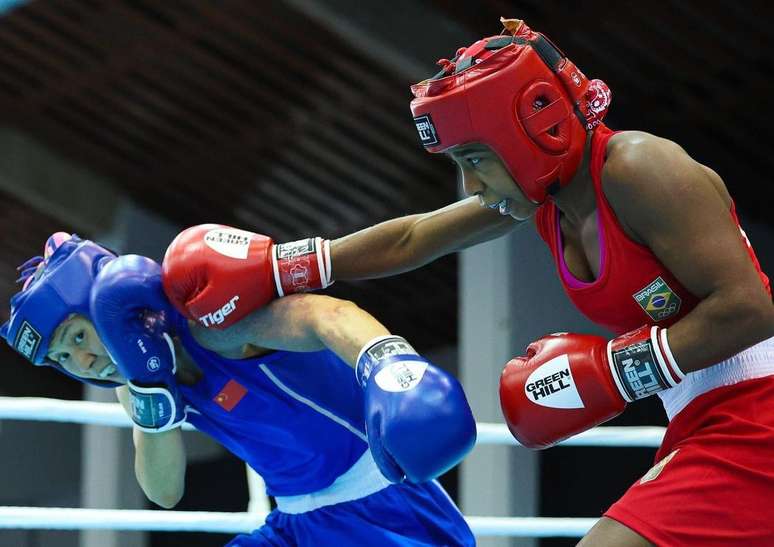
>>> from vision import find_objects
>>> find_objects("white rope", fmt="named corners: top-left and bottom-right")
top-left (467, 516), bottom-right (597, 537)
top-left (0, 397), bottom-right (631, 538)
top-left (0, 397), bottom-right (665, 447)
top-left (0, 507), bottom-right (263, 533)
top-left (476, 422), bottom-right (666, 448)
top-left (0, 507), bottom-right (596, 537)
top-left (0, 397), bottom-right (195, 430)
top-left (246, 464), bottom-right (271, 514)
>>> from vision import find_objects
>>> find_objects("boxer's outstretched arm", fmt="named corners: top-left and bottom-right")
top-left (330, 196), bottom-right (518, 280)
top-left (116, 386), bottom-right (186, 508)
top-left (191, 293), bottom-right (391, 367)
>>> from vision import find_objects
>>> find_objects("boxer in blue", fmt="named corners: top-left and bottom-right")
top-left (2, 232), bottom-right (476, 546)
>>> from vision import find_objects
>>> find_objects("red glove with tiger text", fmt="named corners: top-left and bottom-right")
top-left (162, 224), bottom-right (332, 329)
top-left (499, 326), bottom-right (684, 449)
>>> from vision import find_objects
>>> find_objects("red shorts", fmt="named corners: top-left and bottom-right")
top-left (605, 376), bottom-right (774, 546)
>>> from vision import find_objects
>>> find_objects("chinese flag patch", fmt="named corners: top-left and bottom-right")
top-left (213, 379), bottom-right (247, 411)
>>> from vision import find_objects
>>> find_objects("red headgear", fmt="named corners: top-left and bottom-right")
top-left (410, 18), bottom-right (611, 204)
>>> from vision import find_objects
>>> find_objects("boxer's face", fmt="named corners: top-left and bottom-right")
top-left (448, 143), bottom-right (538, 221)
top-left (47, 314), bottom-right (124, 383)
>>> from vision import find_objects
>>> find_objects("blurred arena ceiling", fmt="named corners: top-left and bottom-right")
top-left (0, 0), bottom-right (772, 394)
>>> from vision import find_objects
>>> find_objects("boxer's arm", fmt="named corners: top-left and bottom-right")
top-left (191, 294), bottom-right (390, 367)
top-left (331, 196), bottom-right (519, 280)
top-left (195, 296), bottom-right (476, 483)
top-left (117, 386), bottom-right (186, 508)
top-left (603, 133), bottom-right (774, 373)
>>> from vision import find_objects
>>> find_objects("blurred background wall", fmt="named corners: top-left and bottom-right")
top-left (0, 1), bottom-right (771, 546)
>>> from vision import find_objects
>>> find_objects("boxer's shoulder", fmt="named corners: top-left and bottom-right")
top-left (601, 132), bottom-right (701, 217)
top-left (604, 131), bottom-right (688, 180)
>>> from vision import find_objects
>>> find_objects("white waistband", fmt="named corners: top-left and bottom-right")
top-left (274, 450), bottom-right (392, 514)
top-left (658, 336), bottom-right (774, 421)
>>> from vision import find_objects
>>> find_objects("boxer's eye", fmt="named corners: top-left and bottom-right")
top-left (74, 332), bottom-right (84, 345)
top-left (466, 157), bottom-right (481, 167)
top-left (58, 352), bottom-right (70, 365)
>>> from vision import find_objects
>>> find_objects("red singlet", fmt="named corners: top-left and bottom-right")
top-left (534, 124), bottom-right (774, 545)
top-left (534, 124), bottom-right (770, 336)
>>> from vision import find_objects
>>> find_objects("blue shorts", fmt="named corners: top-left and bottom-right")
top-left (225, 481), bottom-right (474, 546)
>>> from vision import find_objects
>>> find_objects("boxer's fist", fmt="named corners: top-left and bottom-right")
top-left (500, 333), bottom-right (624, 449)
top-left (356, 336), bottom-right (476, 483)
top-left (90, 255), bottom-right (185, 432)
top-left (163, 225), bottom-right (275, 329)
top-left (162, 224), bottom-right (332, 329)
top-left (500, 327), bottom-right (683, 449)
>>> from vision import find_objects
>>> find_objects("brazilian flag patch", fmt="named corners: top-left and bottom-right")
top-left (633, 276), bottom-right (682, 322)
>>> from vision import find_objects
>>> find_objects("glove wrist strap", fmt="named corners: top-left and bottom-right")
top-left (272, 238), bottom-right (333, 297)
top-left (355, 335), bottom-right (419, 389)
top-left (607, 325), bottom-right (684, 402)
top-left (127, 381), bottom-right (185, 433)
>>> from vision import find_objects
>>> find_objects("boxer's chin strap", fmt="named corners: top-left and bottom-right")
top-left (606, 325), bottom-right (684, 403)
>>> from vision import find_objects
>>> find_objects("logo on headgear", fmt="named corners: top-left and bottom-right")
top-left (147, 356), bottom-right (161, 372)
top-left (14, 321), bottom-right (42, 362)
top-left (584, 79), bottom-right (612, 130)
top-left (571, 72), bottom-right (581, 86)
top-left (413, 114), bottom-right (439, 147)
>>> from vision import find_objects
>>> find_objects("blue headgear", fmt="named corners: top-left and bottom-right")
top-left (1, 233), bottom-right (122, 388)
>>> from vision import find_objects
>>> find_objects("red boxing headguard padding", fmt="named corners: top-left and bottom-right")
top-left (410, 18), bottom-right (611, 204)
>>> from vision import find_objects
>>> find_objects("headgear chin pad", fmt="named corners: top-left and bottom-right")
top-left (1, 233), bottom-right (122, 388)
top-left (410, 18), bottom-right (611, 204)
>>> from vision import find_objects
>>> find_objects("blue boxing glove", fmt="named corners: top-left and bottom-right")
top-left (90, 255), bottom-right (185, 433)
top-left (356, 335), bottom-right (476, 483)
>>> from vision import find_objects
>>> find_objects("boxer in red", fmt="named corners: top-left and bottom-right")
top-left (164, 18), bottom-right (774, 546)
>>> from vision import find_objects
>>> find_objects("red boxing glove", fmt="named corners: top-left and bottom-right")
top-left (162, 224), bottom-right (332, 329)
top-left (499, 326), bottom-right (684, 449)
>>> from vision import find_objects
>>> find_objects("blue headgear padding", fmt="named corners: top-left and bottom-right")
top-left (1, 235), bottom-right (122, 388)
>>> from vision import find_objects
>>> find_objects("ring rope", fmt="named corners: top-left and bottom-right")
top-left (0, 396), bottom-right (656, 537)
top-left (0, 397), bottom-right (665, 447)
top-left (0, 507), bottom-right (597, 537)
